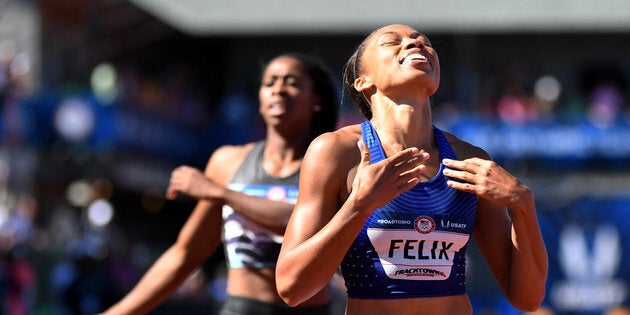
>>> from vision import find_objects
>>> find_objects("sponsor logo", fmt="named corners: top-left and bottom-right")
top-left (414, 216), bottom-right (435, 234)
top-left (551, 224), bottom-right (626, 311)
top-left (376, 219), bottom-right (412, 225)
top-left (394, 267), bottom-right (447, 278)
top-left (440, 218), bottom-right (467, 229)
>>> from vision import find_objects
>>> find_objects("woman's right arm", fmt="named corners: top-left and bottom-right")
top-left (102, 200), bottom-right (222, 314)
top-left (100, 146), bottom-right (240, 315)
top-left (276, 131), bottom-right (427, 306)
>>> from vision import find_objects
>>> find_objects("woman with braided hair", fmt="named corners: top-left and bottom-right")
top-left (276, 24), bottom-right (548, 315)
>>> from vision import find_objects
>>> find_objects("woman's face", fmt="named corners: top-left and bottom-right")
top-left (357, 24), bottom-right (440, 99)
top-left (259, 56), bottom-right (320, 129)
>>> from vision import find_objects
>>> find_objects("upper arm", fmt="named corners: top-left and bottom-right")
top-left (175, 144), bottom-right (252, 263)
top-left (281, 131), bottom-right (358, 251)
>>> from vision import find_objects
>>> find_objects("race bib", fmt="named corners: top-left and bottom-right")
top-left (367, 212), bottom-right (470, 280)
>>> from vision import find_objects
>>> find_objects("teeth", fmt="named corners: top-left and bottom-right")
top-left (269, 103), bottom-right (285, 115)
top-left (270, 103), bottom-right (282, 109)
top-left (402, 53), bottom-right (427, 65)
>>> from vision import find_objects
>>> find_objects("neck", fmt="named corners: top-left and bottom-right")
top-left (262, 129), bottom-right (307, 178)
top-left (265, 128), bottom-right (308, 161)
top-left (370, 96), bottom-right (434, 152)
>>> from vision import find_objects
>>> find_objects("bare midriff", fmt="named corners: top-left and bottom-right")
top-left (347, 294), bottom-right (472, 315)
top-left (227, 267), bottom-right (330, 307)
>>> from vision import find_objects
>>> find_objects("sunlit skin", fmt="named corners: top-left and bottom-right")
top-left (100, 55), bottom-right (332, 315)
top-left (276, 24), bottom-right (548, 315)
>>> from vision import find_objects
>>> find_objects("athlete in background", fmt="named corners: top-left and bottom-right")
top-left (101, 52), bottom-right (339, 315)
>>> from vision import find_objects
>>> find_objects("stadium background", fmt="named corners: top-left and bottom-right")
top-left (1, 0), bottom-right (630, 314)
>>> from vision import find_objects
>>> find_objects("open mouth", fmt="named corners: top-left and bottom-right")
top-left (400, 52), bottom-right (428, 65)
top-left (268, 103), bottom-right (287, 116)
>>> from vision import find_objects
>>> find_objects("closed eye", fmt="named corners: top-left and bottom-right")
top-left (377, 32), bottom-right (402, 46)
top-left (383, 40), bottom-right (401, 46)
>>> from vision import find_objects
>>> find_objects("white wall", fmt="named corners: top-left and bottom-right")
top-left (128, 0), bottom-right (630, 35)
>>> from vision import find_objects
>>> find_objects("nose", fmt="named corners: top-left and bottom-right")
top-left (271, 79), bottom-right (288, 94)
top-left (402, 37), bottom-right (424, 50)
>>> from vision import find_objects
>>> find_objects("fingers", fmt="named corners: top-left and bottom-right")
top-left (166, 175), bottom-right (182, 199)
top-left (442, 167), bottom-right (476, 184)
top-left (443, 180), bottom-right (478, 194)
top-left (357, 140), bottom-right (371, 168)
top-left (394, 149), bottom-right (429, 190)
top-left (389, 147), bottom-right (421, 166)
top-left (166, 165), bottom-right (194, 199)
top-left (165, 189), bottom-right (179, 200)
top-left (443, 157), bottom-right (497, 175)
top-left (393, 148), bottom-right (429, 174)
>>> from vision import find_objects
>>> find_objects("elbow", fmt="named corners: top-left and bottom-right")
top-left (275, 274), bottom-right (303, 307)
top-left (277, 286), bottom-right (302, 307)
top-left (276, 282), bottom-right (304, 307)
top-left (512, 300), bottom-right (545, 313)
top-left (279, 296), bottom-right (300, 308)
top-left (275, 266), bottom-right (311, 307)
top-left (505, 259), bottom-right (548, 312)
top-left (508, 287), bottom-right (546, 312)
top-left (511, 300), bottom-right (544, 313)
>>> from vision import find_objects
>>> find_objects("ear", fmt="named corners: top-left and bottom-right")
top-left (354, 75), bottom-right (374, 93)
top-left (313, 95), bottom-right (322, 112)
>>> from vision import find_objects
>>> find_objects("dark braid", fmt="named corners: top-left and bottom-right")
top-left (342, 37), bottom-right (372, 119)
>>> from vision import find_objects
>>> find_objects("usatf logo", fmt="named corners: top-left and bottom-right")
top-left (414, 216), bottom-right (435, 234)
top-left (551, 224), bottom-right (627, 311)
top-left (440, 219), bottom-right (467, 230)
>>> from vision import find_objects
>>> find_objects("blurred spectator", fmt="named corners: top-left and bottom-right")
top-left (587, 83), bottom-right (624, 129)
top-left (0, 194), bottom-right (37, 315)
top-left (532, 75), bottom-right (562, 121)
top-left (496, 82), bottom-right (538, 125)
top-left (50, 246), bottom-right (116, 315)
top-left (0, 39), bottom-right (32, 144)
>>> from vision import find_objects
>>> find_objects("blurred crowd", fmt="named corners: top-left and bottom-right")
top-left (433, 71), bottom-right (629, 131)
top-left (0, 30), bottom-right (629, 314)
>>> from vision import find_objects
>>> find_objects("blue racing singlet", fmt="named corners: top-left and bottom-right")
top-left (222, 141), bottom-right (299, 269)
top-left (340, 121), bottom-right (478, 299)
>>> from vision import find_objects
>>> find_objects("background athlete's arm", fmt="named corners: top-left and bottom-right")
top-left (167, 145), bottom-right (295, 234)
top-left (100, 146), bottom-right (235, 314)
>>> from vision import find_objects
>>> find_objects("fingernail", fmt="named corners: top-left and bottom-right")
top-left (442, 158), bottom-right (452, 164)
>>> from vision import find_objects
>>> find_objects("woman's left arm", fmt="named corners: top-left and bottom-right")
top-left (442, 156), bottom-right (548, 312)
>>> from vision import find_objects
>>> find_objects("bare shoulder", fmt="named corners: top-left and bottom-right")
top-left (205, 142), bottom-right (257, 181)
top-left (307, 125), bottom-right (363, 164)
top-left (300, 125), bottom-right (363, 191)
top-left (299, 125), bottom-right (363, 208)
top-left (442, 130), bottom-right (492, 161)
top-left (209, 142), bottom-right (255, 165)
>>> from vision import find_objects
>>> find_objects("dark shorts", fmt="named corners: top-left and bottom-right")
top-left (219, 295), bottom-right (332, 315)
